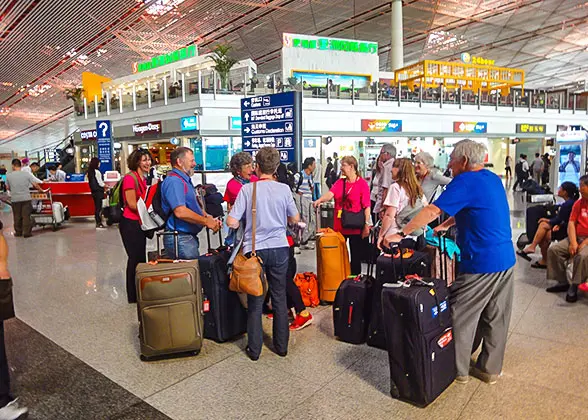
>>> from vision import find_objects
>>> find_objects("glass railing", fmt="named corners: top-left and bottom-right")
top-left (78, 73), bottom-right (588, 120)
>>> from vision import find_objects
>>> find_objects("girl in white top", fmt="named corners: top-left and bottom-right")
top-left (378, 158), bottom-right (427, 248)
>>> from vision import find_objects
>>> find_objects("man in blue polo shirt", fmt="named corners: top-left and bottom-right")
top-left (385, 139), bottom-right (515, 386)
top-left (161, 147), bottom-right (221, 259)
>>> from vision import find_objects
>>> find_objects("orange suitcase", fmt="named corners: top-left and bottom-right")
top-left (316, 227), bottom-right (350, 302)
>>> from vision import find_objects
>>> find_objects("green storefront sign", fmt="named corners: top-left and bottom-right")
top-left (286, 35), bottom-right (377, 55)
top-left (133, 45), bottom-right (197, 73)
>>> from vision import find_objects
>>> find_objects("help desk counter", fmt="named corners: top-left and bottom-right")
top-left (40, 172), bottom-right (120, 218)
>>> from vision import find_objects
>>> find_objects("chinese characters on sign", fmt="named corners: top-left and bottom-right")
top-left (516, 124), bottom-right (546, 134)
top-left (453, 121), bottom-right (488, 134)
top-left (241, 91), bottom-right (301, 162)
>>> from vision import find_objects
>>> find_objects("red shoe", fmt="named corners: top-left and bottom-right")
top-left (289, 313), bottom-right (313, 331)
top-left (266, 313), bottom-right (274, 320)
top-left (579, 283), bottom-right (588, 293)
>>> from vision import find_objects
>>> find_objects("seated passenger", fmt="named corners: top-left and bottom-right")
top-left (518, 182), bottom-right (578, 269)
top-left (546, 175), bottom-right (588, 302)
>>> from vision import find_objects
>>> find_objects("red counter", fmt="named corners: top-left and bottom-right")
top-left (40, 182), bottom-right (95, 218)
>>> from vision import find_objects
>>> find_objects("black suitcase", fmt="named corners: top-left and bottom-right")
top-left (198, 235), bottom-right (247, 343)
top-left (367, 249), bottom-right (431, 350)
top-left (381, 238), bottom-right (456, 407)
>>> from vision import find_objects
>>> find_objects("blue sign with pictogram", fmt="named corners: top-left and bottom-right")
top-left (96, 120), bottom-right (113, 173)
top-left (241, 91), bottom-right (302, 163)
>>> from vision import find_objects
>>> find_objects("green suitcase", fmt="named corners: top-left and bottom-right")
top-left (136, 242), bottom-right (203, 361)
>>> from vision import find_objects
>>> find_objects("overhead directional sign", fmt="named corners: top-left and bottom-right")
top-left (180, 116), bottom-right (198, 131)
top-left (241, 91), bottom-right (302, 163)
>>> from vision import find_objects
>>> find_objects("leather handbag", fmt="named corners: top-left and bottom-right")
top-left (341, 178), bottom-right (366, 229)
top-left (229, 182), bottom-right (266, 297)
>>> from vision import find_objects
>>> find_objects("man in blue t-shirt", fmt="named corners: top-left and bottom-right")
top-left (385, 139), bottom-right (515, 386)
top-left (161, 147), bottom-right (221, 259)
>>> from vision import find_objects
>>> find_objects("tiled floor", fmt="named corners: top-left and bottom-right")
top-left (2, 188), bottom-right (587, 419)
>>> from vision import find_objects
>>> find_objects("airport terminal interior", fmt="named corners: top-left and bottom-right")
top-left (1, 0), bottom-right (588, 419)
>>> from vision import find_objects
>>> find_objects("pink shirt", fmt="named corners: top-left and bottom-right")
top-left (122, 172), bottom-right (147, 221)
top-left (330, 177), bottom-right (371, 235)
top-left (223, 175), bottom-right (258, 205)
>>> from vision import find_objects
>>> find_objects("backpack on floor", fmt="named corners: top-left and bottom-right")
top-left (294, 272), bottom-right (319, 308)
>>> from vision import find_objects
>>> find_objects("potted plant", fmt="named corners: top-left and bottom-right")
top-left (64, 87), bottom-right (85, 114)
top-left (211, 45), bottom-right (239, 90)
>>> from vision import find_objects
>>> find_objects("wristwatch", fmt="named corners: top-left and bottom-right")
top-left (398, 231), bottom-right (407, 238)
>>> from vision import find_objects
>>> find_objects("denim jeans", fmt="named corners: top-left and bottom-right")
top-left (247, 246), bottom-right (290, 358)
top-left (163, 231), bottom-right (200, 259)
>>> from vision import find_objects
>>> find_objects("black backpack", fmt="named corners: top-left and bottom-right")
top-left (515, 161), bottom-right (526, 178)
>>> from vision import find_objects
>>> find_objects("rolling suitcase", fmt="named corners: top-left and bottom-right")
top-left (198, 233), bottom-right (247, 343)
top-left (367, 247), bottom-right (431, 350)
top-left (316, 208), bottom-right (350, 303)
top-left (333, 224), bottom-right (378, 344)
top-left (381, 239), bottom-right (456, 407)
top-left (135, 232), bottom-right (204, 361)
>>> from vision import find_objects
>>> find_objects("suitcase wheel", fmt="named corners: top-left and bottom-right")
top-left (319, 300), bottom-right (331, 306)
top-left (390, 383), bottom-right (400, 399)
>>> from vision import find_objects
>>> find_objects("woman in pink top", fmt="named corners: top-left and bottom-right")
top-left (224, 152), bottom-right (258, 210)
top-left (314, 156), bottom-right (371, 275)
top-left (119, 149), bottom-right (151, 304)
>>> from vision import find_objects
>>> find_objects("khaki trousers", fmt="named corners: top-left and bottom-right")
top-left (547, 237), bottom-right (588, 285)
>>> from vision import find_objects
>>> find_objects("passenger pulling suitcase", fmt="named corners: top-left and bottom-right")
top-left (382, 239), bottom-right (456, 407)
top-left (367, 248), bottom-right (431, 350)
top-left (198, 233), bottom-right (247, 343)
top-left (135, 232), bottom-right (204, 361)
top-left (316, 208), bottom-right (350, 303)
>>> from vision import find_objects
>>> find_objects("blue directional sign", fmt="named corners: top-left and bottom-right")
top-left (241, 91), bottom-right (302, 163)
top-left (180, 116), bottom-right (198, 131)
top-left (96, 120), bottom-right (113, 173)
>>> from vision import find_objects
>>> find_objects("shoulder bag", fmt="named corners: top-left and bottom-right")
top-left (341, 178), bottom-right (366, 229)
top-left (229, 182), bottom-right (267, 297)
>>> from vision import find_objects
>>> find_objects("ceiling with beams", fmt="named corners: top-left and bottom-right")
top-left (0, 0), bottom-right (587, 152)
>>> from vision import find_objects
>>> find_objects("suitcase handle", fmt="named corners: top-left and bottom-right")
top-left (156, 231), bottom-right (179, 260)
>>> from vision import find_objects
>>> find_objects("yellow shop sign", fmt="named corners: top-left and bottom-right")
top-left (461, 52), bottom-right (495, 66)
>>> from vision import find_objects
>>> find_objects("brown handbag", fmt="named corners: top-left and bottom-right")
top-left (229, 182), bottom-right (266, 297)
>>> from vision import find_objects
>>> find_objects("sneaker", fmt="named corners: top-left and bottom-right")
top-left (470, 367), bottom-right (499, 385)
top-left (0, 399), bottom-right (28, 420)
top-left (266, 313), bottom-right (274, 320)
top-left (566, 284), bottom-right (579, 303)
top-left (96, 224), bottom-right (106, 229)
top-left (301, 243), bottom-right (315, 250)
top-left (546, 284), bottom-right (569, 293)
top-left (289, 312), bottom-right (313, 331)
top-left (294, 247), bottom-right (301, 255)
top-left (455, 375), bottom-right (470, 384)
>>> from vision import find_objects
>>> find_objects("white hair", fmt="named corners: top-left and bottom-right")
top-left (452, 139), bottom-right (487, 166)
top-left (415, 151), bottom-right (435, 169)
top-left (381, 143), bottom-right (397, 157)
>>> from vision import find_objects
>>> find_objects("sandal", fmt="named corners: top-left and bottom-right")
top-left (530, 262), bottom-right (547, 269)
top-left (516, 250), bottom-right (532, 261)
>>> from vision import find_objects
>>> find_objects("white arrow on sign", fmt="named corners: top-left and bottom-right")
top-left (243, 100), bottom-right (250, 107)
top-left (244, 127), bottom-right (251, 133)
top-left (244, 141), bottom-right (251, 147)
top-left (244, 113), bottom-right (250, 121)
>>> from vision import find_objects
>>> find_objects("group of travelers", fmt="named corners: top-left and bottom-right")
top-left (509, 152), bottom-right (551, 190)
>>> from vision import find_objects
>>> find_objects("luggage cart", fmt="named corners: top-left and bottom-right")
top-left (30, 189), bottom-right (64, 231)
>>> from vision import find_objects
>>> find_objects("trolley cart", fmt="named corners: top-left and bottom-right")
top-left (30, 188), bottom-right (66, 231)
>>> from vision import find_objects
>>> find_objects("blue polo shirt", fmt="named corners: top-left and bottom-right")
top-left (434, 169), bottom-right (515, 274)
top-left (161, 168), bottom-right (203, 235)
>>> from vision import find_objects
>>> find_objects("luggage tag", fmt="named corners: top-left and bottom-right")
top-left (437, 328), bottom-right (453, 348)
top-left (337, 209), bottom-right (342, 219)
top-left (203, 297), bottom-right (210, 313)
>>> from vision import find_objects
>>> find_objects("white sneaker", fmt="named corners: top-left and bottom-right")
top-left (0, 399), bottom-right (28, 420)
top-left (294, 247), bottom-right (301, 254)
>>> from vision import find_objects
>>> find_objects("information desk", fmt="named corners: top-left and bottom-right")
top-left (40, 182), bottom-right (95, 218)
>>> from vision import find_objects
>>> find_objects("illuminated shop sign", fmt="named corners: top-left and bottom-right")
top-left (133, 121), bottom-right (162, 135)
top-left (229, 116), bottom-right (242, 130)
top-left (460, 53), bottom-right (495, 66)
top-left (283, 33), bottom-right (378, 55)
top-left (453, 121), bottom-right (487, 133)
top-left (180, 116), bottom-right (198, 131)
top-left (80, 129), bottom-right (97, 140)
top-left (132, 45), bottom-right (196, 73)
top-left (361, 119), bottom-right (402, 132)
top-left (516, 124), bottom-right (546, 134)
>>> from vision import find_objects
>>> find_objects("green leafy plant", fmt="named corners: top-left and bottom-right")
top-left (211, 45), bottom-right (239, 90)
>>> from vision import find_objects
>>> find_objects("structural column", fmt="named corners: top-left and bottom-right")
top-left (390, 0), bottom-right (404, 71)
